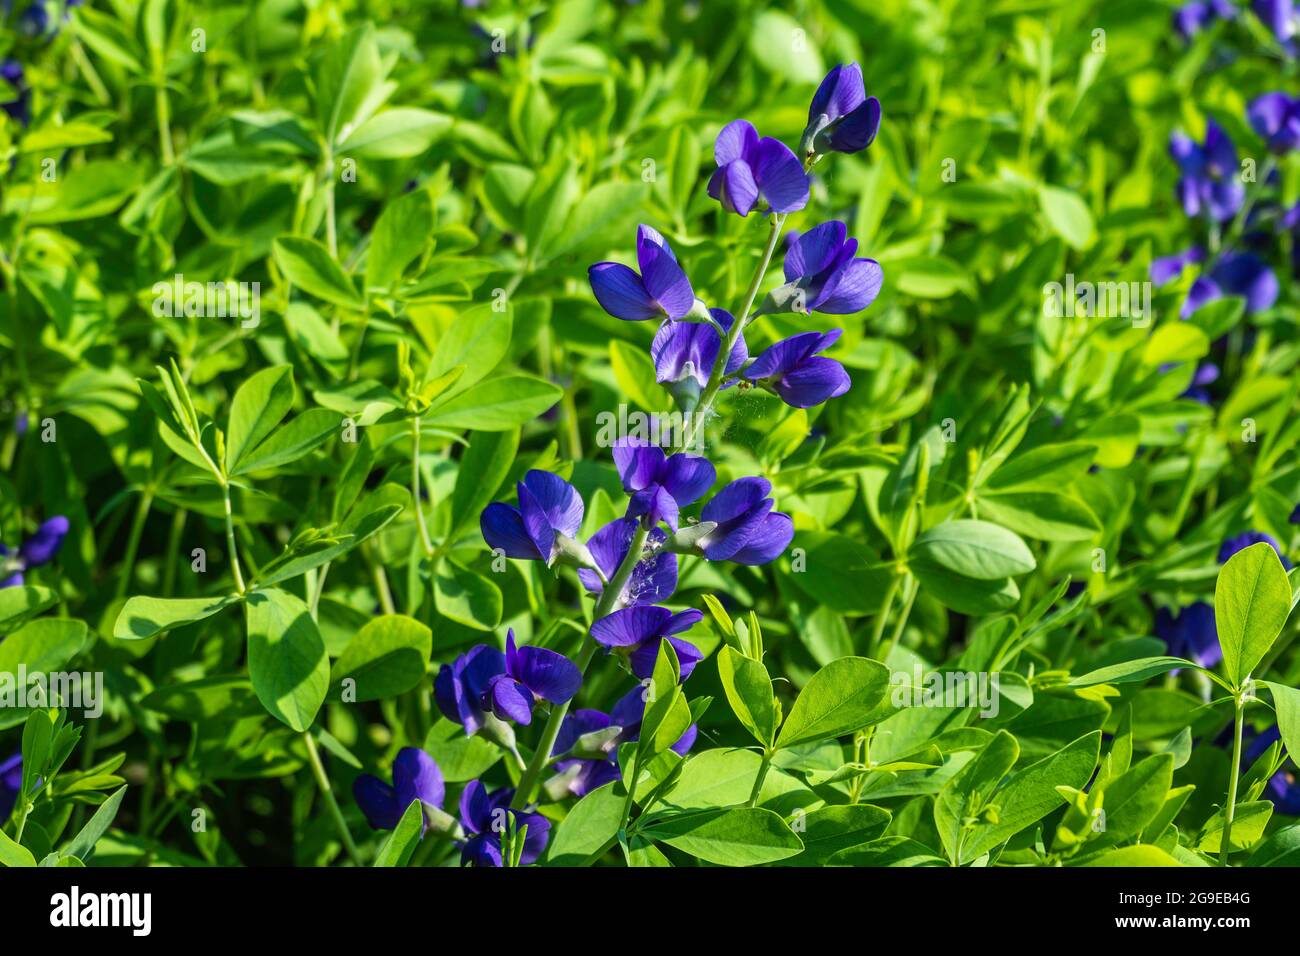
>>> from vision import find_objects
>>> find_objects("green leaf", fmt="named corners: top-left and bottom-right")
top-left (60, 786), bottom-right (126, 863)
top-left (1069, 657), bottom-right (1199, 687)
top-left (609, 340), bottom-right (670, 413)
top-left (1092, 753), bottom-right (1174, 847)
top-left (909, 557), bottom-right (1021, 616)
top-left (1265, 682), bottom-right (1300, 770)
top-left (0, 619), bottom-right (90, 728)
top-left (424, 376), bottom-right (563, 431)
top-left (366, 189), bottom-right (435, 290)
top-left (1199, 801), bottom-right (1273, 853)
top-left (0, 586), bottom-right (59, 635)
top-left (245, 588), bottom-right (330, 732)
top-left (1081, 845), bottom-right (1183, 867)
top-left (546, 782), bottom-right (623, 866)
top-left (1246, 824), bottom-right (1300, 866)
top-left (1038, 184), bottom-right (1096, 249)
top-left (113, 594), bottom-right (239, 640)
top-left (433, 560), bottom-right (502, 631)
top-left (338, 108), bottom-right (451, 159)
top-left (316, 24), bottom-right (390, 146)
top-left (775, 657), bottom-right (891, 750)
top-left (330, 615), bottom-right (431, 702)
top-left (423, 719), bottom-right (502, 782)
top-left (0, 827), bottom-right (36, 867)
top-left (717, 646), bottom-right (777, 749)
top-left (372, 801), bottom-right (424, 867)
top-left (231, 408), bottom-right (339, 475)
top-left (448, 429), bottom-right (520, 539)
top-left (911, 519), bottom-right (1036, 580)
top-left (935, 730), bottom-right (1019, 862)
top-left (778, 805), bottom-right (891, 865)
top-left (975, 490), bottom-right (1101, 542)
top-left (748, 10), bottom-right (824, 83)
top-left (224, 365), bottom-right (295, 473)
top-left (273, 237), bottom-right (364, 310)
top-left (1215, 541), bottom-right (1293, 688)
top-left (427, 304), bottom-right (513, 401)
top-left (642, 807), bottom-right (803, 866)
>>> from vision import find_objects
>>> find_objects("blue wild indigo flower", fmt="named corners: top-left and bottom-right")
top-left (457, 780), bottom-right (549, 867)
top-left (609, 685), bottom-right (698, 755)
top-left (1247, 92), bottom-right (1300, 152)
top-left (1, 515), bottom-right (70, 587)
top-left (0, 59), bottom-right (30, 126)
top-left (1253, 0), bottom-right (1298, 51)
top-left (772, 219), bottom-right (883, 316)
top-left (612, 439), bottom-right (715, 531)
top-left (1170, 122), bottom-right (1245, 222)
top-left (707, 119), bottom-right (810, 216)
top-left (1182, 362), bottom-right (1220, 405)
top-left (0, 752), bottom-right (22, 820)
top-left (578, 517), bottom-right (678, 609)
top-left (651, 308), bottom-right (748, 403)
top-left (479, 470), bottom-right (593, 569)
top-left (1172, 0), bottom-right (1237, 40)
top-left (800, 62), bottom-right (882, 159)
top-left (1219, 530), bottom-right (1293, 568)
top-left (435, 630), bottom-right (581, 730)
top-left (743, 329), bottom-right (852, 408)
top-left (588, 224), bottom-right (696, 321)
top-left (353, 747), bottom-right (445, 833)
top-left (1154, 602), bottom-right (1222, 668)
top-left (695, 477), bottom-right (794, 564)
top-left (589, 605), bottom-right (705, 681)
top-left (1179, 252), bottom-right (1279, 317)
top-left (1150, 245), bottom-right (1206, 285)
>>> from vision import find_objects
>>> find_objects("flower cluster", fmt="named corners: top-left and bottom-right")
top-left (1, 515), bottom-right (69, 588)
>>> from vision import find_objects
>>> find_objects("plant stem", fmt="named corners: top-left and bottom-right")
top-left (1219, 693), bottom-right (1246, 866)
top-left (747, 751), bottom-right (773, 807)
top-left (510, 523), bottom-right (652, 811)
top-left (682, 213), bottom-right (786, 450)
top-left (221, 482), bottom-right (246, 594)
top-left (303, 731), bottom-right (362, 866)
top-left (869, 572), bottom-right (902, 659)
top-left (410, 416), bottom-right (434, 556)
top-left (115, 488), bottom-right (154, 601)
top-left (155, 82), bottom-right (174, 165)
top-left (882, 576), bottom-right (919, 663)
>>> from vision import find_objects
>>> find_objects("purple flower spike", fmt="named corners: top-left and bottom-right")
top-left (1180, 252), bottom-right (1279, 318)
top-left (1173, 0), bottom-right (1236, 40)
top-left (697, 477), bottom-right (794, 565)
top-left (1248, 92), bottom-right (1300, 153)
top-left (588, 225), bottom-right (695, 321)
top-left (578, 517), bottom-right (678, 609)
top-left (1253, 0), bottom-right (1298, 47)
top-left (352, 747), bottom-right (445, 833)
top-left (651, 308), bottom-right (748, 396)
top-left (1154, 603), bottom-right (1222, 669)
top-left (1219, 531), bottom-right (1293, 569)
top-left (590, 605), bottom-right (704, 681)
top-left (549, 709), bottom-right (621, 798)
top-left (0, 515), bottom-right (70, 589)
top-left (483, 630), bottom-right (582, 726)
top-left (743, 330), bottom-right (851, 409)
top-left (707, 119), bottom-right (810, 217)
top-left (434, 645), bottom-right (506, 735)
top-left (480, 470), bottom-right (585, 567)
top-left (612, 439), bottom-right (715, 532)
top-left (457, 781), bottom-right (550, 867)
top-left (778, 220), bottom-right (883, 316)
top-left (801, 63), bottom-right (882, 157)
top-left (1170, 122), bottom-right (1245, 222)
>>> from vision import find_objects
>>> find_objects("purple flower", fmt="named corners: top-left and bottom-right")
top-left (743, 330), bottom-right (851, 408)
top-left (457, 781), bottom-right (550, 866)
top-left (1219, 530), bottom-right (1292, 568)
top-left (352, 747), bottom-right (445, 833)
top-left (778, 220), bottom-right (883, 315)
top-left (697, 477), bottom-right (794, 565)
top-left (1154, 602), bottom-right (1222, 668)
top-left (589, 605), bottom-right (705, 681)
top-left (1253, 0), bottom-right (1298, 48)
top-left (1247, 92), bottom-right (1300, 152)
top-left (482, 630), bottom-right (582, 726)
top-left (1180, 252), bottom-right (1279, 317)
top-left (18, 1), bottom-right (51, 37)
top-left (800, 63), bottom-right (882, 157)
top-left (549, 709), bottom-right (622, 797)
top-left (436, 631), bottom-right (581, 730)
top-left (1291, 502), bottom-right (1300, 523)
top-left (1182, 362), bottom-right (1220, 405)
top-left (1244, 727), bottom-right (1300, 815)
top-left (612, 439), bottom-right (715, 531)
top-left (1170, 122), bottom-right (1245, 222)
top-left (0, 60), bottom-right (29, 126)
top-left (651, 309), bottom-right (748, 397)
top-left (588, 225), bottom-right (695, 321)
top-left (1150, 245), bottom-right (1206, 286)
top-left (1173, 0), bottom-right (1237, 39)
top-left (707, 119), bottom-right (809, 216)
top-left (1, 515), bottom-right (70, 588)
top-left (0, 752), bottom-right (22, 821)
top-left (480, 470), bottom-right (586, 567)
top-left (578, 517), bottom-right (678, 609)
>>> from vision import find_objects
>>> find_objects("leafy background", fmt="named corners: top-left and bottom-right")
top-left (1, 0), bottom-right (1299, 867)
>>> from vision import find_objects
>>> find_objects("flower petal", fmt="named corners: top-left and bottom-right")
top-left (784, 220), bottom-right (847, 282)
top-left (480, 503), bottom-right (543, 560)
top-left (753, 138), bottom-right (810, 213)
top-left (510, 645), bottom-right (582, 704)
top-left (590, 605), bottom-right (673, 647)
top-left (393, 747), bottom-right (445, 814)
top-left (19, 516), bottom-right (68, 567)
top-left (353, 775), bottom-right (401, 830)
top-left (708, 159), bottom-right (760, 217)
top-left (638, 226), bottom-right (694, 318)
top-left (774, 356), bottom-right (852, 408)
top-left (613, 440), bottom-right (666, 491)
top-left (714, 119), bottom-right (759, 166)
top-left (522, 470), bottom-right (584, 538)
top-left (661, 454), bottom-right (716, 506)
top-left (814, 258), bottom-right (883, 314)
top-left (729, 512), bottom-right (795, 565)
top-left (588, 262), bottom-right (661, 321)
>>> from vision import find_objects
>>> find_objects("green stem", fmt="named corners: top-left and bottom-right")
top-left (869, 573), bottom-right (902, 659)
top-left (303, 731), bottom-right (362, 866)
top-left (682, 213), bottom-right (786, 450)
top-left (747, 751), bottom-right (773, 807)
top-left (410, 417), bottom-right (434, 556)
top-left (882, 576), bottom-right (918, 663)
top-left (154, 81), bottom-right (174, 165)
top-left (221, 482), bottom-right (246, 594)
top-left (1219, 694), bottom-right (1246, 866)
top-left (115, 488), bottom-right (154, 601)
